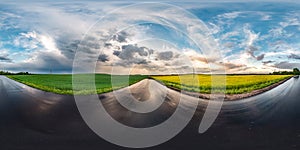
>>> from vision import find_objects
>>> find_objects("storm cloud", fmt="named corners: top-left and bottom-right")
top-left (98, 54), bottom-right (109, 62)
top-left (56, 39), bottom-right (80, 60)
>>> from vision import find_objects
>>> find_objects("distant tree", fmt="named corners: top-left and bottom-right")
top-left (271, 70), bottom-right (295, 75)
top-left (16, 72), bottom-right (31, 75)
top-left (293, 68), bottom-right (300, 75)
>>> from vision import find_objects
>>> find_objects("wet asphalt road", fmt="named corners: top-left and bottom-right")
top-left (0, 75), bottom-right (299, 150)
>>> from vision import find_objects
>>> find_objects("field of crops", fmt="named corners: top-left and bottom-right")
top-left (7, 74), bottom-right (148, 95)
top-left (151, 75), bottom-right (292, 94)
top-left (7, 74), bottom-right (292, 95)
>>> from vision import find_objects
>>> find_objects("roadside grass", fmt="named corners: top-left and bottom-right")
top-left (7, 74), bottom-right (148, 95)
top-left (151, 75), bottom-right (292, 94)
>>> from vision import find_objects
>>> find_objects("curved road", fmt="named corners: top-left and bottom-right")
top-left (0, 75), bottom-right (299, 150)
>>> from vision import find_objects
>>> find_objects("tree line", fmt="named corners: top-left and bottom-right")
top-left (0, 71), bottom-right (31, 75)
top-left (270, 68), bottom-right (300, 75)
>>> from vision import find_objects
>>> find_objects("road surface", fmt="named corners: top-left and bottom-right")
top-left (0, 75), bottom-right (299, 150)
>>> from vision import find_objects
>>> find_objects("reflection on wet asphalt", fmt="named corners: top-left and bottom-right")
top-left (0, 75), bottom-right (299, 150)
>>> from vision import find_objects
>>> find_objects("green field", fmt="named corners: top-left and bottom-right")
top-left (152, 75), bottom-right (292, 94)
top-left (7, 74), bottom-right (292, 95)
top-left (7, 74), bottom-right (148, 95)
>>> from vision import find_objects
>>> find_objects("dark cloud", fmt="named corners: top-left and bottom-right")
top-left (7, 52), bottom-right (73, 73)
top-left (274, 61), bottom-right (300, 69)
top-left (72, 35), bottom-right (102, 56)
top-left (157, 51), bottom-right (173, 60)
top-left (112, 44), bottom-right (152, 66)
top-left (56, 39), bottom-right (79, 60)
top-left (56, 34), bottom-right (102, 64)
top-left (112, 31), bottom-right (129, 43)
top-left (0, 56), bottom-right (12, 62)
top-left (148, 49), bottom-right (154, 55)
top-left (256, 54), bottom-right (265, 61)
top-left (245, 46), bottom-right (259, 60)
top-left (104, 43), bottom-right (112, 47)
top-left (79, 40), bottom-right (100, 53)
top-left (118, 44), bottom-right (148, 60)
top-left (262, 60), bottom-right (275, 65)
top-left (113, 50), bottom-right (121, 56)
top-left (131, 58), bottom-right (147, 65)
top-left (246, 46), bottom-right (264, 61)
top-left (288, 54), bottom-right (300, 59)
top-left (98, 54), bottom-right (109, 62)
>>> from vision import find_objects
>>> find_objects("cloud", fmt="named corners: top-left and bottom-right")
top-left (262, 60), bottom-right (275, 65)
top-left (117, 44), bottom-right (148, 60)
top-left (218, 11), bottom-right (242, 19)
top-left (157, 51), bottom-right (173, 60)
top-left (244, 26), bottom-right (259, 46)
top-left (1, 2), bottom-right (299, 74)
top-left (223, 42), bottom-right (235, 48)
top-left (56, 39), bottom-right (79, 60)
top-left (103, 44), bottom-right (152, 67)
top-left (7, 32), bottom-right (72, 73)
top-left (242, 25), bottom-right (265, 61)
top-left (113, 50), bottom-right (121, 56)
top-left (261, 14), bottom-right (271, 21)
top-left (183, 49), bottom-right (218, 64)
top-left (189, 55), bottom-right (209, 63)
top-left (6, 50), bottom-right (72, 73)
top-left (112, 31), bottom-right (130, 43)
top-left (274, 61), bottom-right (300, 69)
top-left (104, 43), bottom-right (113, 47)
top-left (246, 46), bottom-right (265, 61)
top-left (98, 54), bottom-right (109, 62)
top-left (0, 50), bottom-right (12, 62)
top-left (288, 53), bottom-right (300, 59)
top-left (218, 62), bottom-right (246, 70)
top-left (0, 56), bottom-right (12, 62)
top-left (280, 13), bottom-right (300, 29)
top-left (256, 54), bottom-right (265, 61)
top-left (13, 31), bottom-right (40, 50)
top-left (246, 45), bottom-right (258, 57)
top-left (2, 2), bottom-right (224, 74)
top-left (221, 31), bottom-right (239, 40)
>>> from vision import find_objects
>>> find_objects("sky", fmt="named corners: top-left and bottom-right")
top-left (0, 1), bottom-right (300, 74)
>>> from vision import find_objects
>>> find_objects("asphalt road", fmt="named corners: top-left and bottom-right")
top-left (0, 75), bottom-right (299, 150)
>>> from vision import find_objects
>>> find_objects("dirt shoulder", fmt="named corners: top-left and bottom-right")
top-left (155, 76), bottom-right (293, 101)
